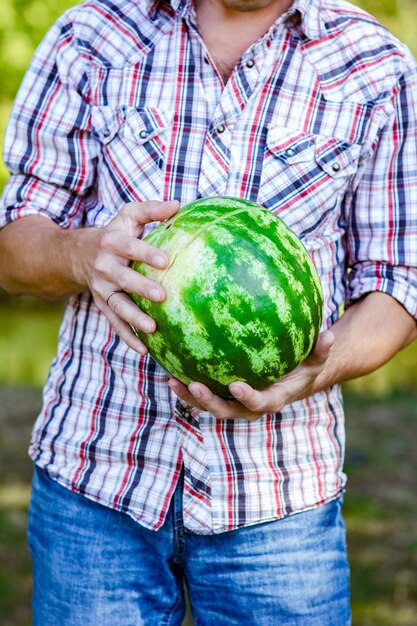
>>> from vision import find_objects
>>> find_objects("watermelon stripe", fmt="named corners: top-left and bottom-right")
top-left (130, 198), bottom-right (323, 397)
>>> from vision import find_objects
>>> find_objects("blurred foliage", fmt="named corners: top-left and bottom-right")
top-left (343, 393), bottom-right (417, 625)
top-left (0, 0), bottom-right (77, 101)
top-left (0, 298), bottom-right (63, 387)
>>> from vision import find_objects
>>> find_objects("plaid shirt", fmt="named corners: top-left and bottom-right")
top-left (1, 0), bottom-right (417, 534)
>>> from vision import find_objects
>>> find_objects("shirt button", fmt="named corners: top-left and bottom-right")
top-left (216, 124), bottom-right (226, 134)
top-left (139, 129), bottom-right (149, 140)
top-left (285, 147), bottom-right (296, 157)
top-left (246, 58), bottom-right (255, 69)
top-left (102, 128), bottom-right (111, 138)
top-left (332, 162), bottom-right (341, 172)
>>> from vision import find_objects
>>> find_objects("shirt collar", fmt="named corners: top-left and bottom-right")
top-left (170, 0), bottom-right (193, 17)
top-left (287, 0), bottom-right (327, 40)
top-left (150, 0), bottom-right (193, 19)
top-left (149, 0), bottom-right (327, 40)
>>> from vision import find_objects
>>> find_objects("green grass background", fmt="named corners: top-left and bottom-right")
top-left (0, 1), bottom-right (417, 625)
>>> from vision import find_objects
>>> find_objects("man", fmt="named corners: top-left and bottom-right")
top-left (0, 0), bottom-right (416, 623)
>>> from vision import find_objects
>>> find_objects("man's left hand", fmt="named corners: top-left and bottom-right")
top-left (168, 330), bottom-right (334, 421)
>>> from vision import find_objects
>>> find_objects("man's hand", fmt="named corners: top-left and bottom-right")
top-left (0, 200), bottom-right (180, 356)
top-left (84, 200), bottom-right (179, 354)
top-left (168, 331), bottom-right (335, 421)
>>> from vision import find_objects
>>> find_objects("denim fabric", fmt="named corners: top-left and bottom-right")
top-left (28, 466), bottom-right (351, 625)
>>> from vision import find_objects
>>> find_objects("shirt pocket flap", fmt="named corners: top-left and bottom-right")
top-left (91, 106), bottom-right (171, 145)
top-left (266, 126), bottom-right (316, 164)
top-left (314, 137), bottom-right (361, 178)
top-left (121, 107), bottom-right (171, 145)
top-left (91, 106), bottom-right (125, 144)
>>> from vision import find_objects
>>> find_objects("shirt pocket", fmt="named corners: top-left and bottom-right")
top-left (258, 125), bottom-right (361, 243)
top-left (91, 106), bottom-right (172, 222)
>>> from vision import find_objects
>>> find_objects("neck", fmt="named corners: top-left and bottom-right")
top-left (195, 0), bottom-right (294, 83)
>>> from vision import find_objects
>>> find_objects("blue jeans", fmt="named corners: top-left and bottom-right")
top-left (28, 465), bottom-right (350, 625)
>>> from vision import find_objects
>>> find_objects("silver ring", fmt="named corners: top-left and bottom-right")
top-left (106, 289), bottom-right (123, 307)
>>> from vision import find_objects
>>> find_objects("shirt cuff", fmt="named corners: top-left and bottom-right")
top-left (0, 174), bottom-right (85, 230)
top-left (346, 262), bottom-right (417, 320)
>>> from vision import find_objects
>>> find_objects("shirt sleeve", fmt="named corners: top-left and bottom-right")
top-left (346, 60), bottom-right (417, 320)
top-left (0, 10), bottom-right (99, 230)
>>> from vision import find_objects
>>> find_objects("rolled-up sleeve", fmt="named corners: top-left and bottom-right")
top-left (346, 61), bottom-right (417, 320)
top-left (0, 10), bottom-right (99, 230)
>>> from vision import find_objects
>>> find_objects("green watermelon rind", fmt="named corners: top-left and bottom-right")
top-left (130, 197), bottom-right (323, 398)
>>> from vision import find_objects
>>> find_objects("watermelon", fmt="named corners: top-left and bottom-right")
top-left (129, 197), bottom-right (323, 398)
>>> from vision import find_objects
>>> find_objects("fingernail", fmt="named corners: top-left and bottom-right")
top-left (144, 320), bottom-right (155, 332)
top-left (231, 385), bottom-right (243, 398)
top-left (153, 255), bottom-right (167, 268)
top-left (150, 288), bottom-right (162, 301)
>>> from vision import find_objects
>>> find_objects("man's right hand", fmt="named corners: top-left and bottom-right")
top-left (0, 200), bottom-right (179, 355)
top-left (81, 200), bottom-right (180, 354)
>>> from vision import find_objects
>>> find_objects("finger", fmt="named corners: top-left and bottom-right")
top-left (104, 290), bottom-right (158, 335)
top-left (228, 381), bottom-right (280, 414)
top-left (123, 200), bottom-right (180, 229)
top-left (104, 306), bottom-right (149, 355)
top-left (98, 232), bottom-right (171, 268)
top-left (307, 330), bottom-right (334, 365)
top-left (107, 266), bottom-right (167, 302)
top-left (187, 382), bottom-right (264, 421)
top-left (168, 379), bottom-right (207, 411)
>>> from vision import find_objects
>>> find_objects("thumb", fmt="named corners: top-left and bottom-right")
top-left (307, 330), bottom-right (334, 366)
top-left (124, 200), bottom-right (180, 229)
